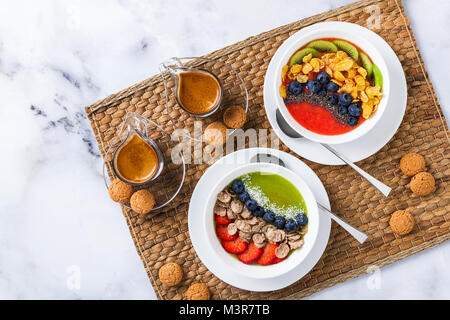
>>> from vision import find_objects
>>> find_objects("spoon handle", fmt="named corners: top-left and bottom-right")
top-left (320, 143), bottom-right (391, 197)
top-left (317, 203), bottom-right (368, 244)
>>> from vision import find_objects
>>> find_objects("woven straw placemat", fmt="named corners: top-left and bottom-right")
top-left (86, 0), bottom-right (449, 300)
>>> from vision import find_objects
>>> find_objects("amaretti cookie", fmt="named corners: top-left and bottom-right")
top-left (389, 210), bottom-right (414, 235)
top-left (130, 189), bottom-right (155, 214)
top-left (108, 178), bottom-right (133, 203)
top-left (410, 172), bottom-right (435, 196)
top-left (158, 262), bottom-right (183, 287)
top-left (400, 153), bottom-right (426, 176)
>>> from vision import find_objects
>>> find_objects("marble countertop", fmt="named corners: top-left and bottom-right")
top-left (0, 0), bottom-right (448, 299)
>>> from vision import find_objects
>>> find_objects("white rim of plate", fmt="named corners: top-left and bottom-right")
top-left (264, 22), bottom-right (407, 165)
top-left (188, 148), bottom-right (331, 292)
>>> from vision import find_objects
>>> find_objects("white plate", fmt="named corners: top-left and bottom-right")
top-left (264, 22), bottom-right (407, 165)
top-left (188, 148), bottom-right (331, 292)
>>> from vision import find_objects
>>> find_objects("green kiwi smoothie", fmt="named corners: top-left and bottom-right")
top-left (240, 172), bottom-right (307, 219)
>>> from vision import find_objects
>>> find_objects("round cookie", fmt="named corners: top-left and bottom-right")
top-left (223, 105), bottom-right (246, 129)
top-left (186, 283), bottom-right (210, 300)
top-left (108, 178), bottom-right (133, 203)
top-left (158, 262), bottom-right (183, 287)
top-left (410, 172), bottom-right (435, 196)
top-left (400, 153), bottom-right (426, 176)
top-left (130, 189), bottom-right (155, 214)
top-left (203, 121), bottom-right (227, 145)
top-left (390, 210), bottom-right (414, 235)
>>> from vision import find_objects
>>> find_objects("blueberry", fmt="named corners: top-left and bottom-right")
top-left (339, 93), bottom-right (353, 107)
top-left (348, 103), bottom-right (362, 117)
top-left (338, 105), bottom-right (348, 115)
top-left (274, 216), bottom-right (286, 229)
top-left (317, 72), bottom-right (330, 85)
top-left (327, 94), bottom-right (338, 105)
top-left (347, 116), bottom-right (358, 126)
top-left (245, 199), bottom-right (257, 211)
top-left (263, 210), bottom-right (275, 223)
top-left (326, 81), bottom-right (340, 92)
top-left (317, 88), bottom-right (327, 97)
top-left (306, 79), bottom-right (321, 93)
top-left (231, 180), bottom-right (245, 194)
top-left (238, 191), bottom-right (250, 203)
top-left (285, 219), bottom-right (298, 232)
top-left (288, 81), bottom-right (303, 95)
top-left (295, 213), bottom-right (308, 226)
top-left (253, 206), bottom-right (265, 217)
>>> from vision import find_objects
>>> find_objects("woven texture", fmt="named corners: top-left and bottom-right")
top-left (86, 0), bottom-right (450, 300)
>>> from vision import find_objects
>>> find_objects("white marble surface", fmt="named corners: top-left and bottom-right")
top-left (0, 0), bottom-right (448, 299)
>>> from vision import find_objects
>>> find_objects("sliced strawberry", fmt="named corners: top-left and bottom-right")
top-left (216, 224), bottom-right (237, 241)
top-left (238, 241), bottom-right (264, 264)
top-left (215, 214), bottom-right (232, 225)
top-left (221, 238), bottom-right (247, 254)
top-left (257, 243), bottom-right (278, 265)
top-left (273, 256), bottom-right (287, 264)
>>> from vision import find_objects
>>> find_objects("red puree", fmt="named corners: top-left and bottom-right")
top-left (287, 102), bottom-right (364, 135)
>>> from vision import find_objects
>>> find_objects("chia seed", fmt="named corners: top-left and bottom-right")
top-left (284, 91), bottom-right (349, 125)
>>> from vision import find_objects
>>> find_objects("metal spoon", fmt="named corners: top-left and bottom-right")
top-left (251, 153), bottom-right (368, 244)
top-left (275, 109), bottom-right (391, 197)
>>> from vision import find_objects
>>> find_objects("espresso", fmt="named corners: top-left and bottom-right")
top-left (114, 134), bottom-right (158, 184)
top-left (177, 70), bottom-right (221, 114)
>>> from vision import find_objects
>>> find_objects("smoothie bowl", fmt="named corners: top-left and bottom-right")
top-left (204, 162), bottom-right (319, 279)
top-left (274, 22), bottom-right (390, 144)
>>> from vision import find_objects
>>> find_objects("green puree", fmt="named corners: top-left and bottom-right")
top-left (240, 172), bottom-right (307, 219)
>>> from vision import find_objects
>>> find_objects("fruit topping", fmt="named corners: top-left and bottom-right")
top-left (245, 199), bottom-right (257, 211)
top-left (306, 79), bottom-right (321, 93)
top-left (287, 81), bottom-right (303, 95)
top-left (238, 191), bottom-right (250, 203)
top-left (216, 224), bottom-right (238, 241)
top-left (294, 213), bottom-right (308, 226)
top-left (257, 243), bottom-right (278, 265)
top-left (327, 94), bottom-right (338, 105)
top-left (372, 64), bottom-right (383, 90)
top-left (347, 116), bottom-right (358, 126)
top-left (288, 48), bottom-right (319, 67)
top-left (253, 206), bottom-right (265, 217)
top-left (326, 81), bottom-right (340, 93)
top-left (215, 214), bottom-right (232, 225)
top-left (307, 40), bottom-right (338, 53)
top-left (263, 210), bottom-right (276, 223)
top-left (317, 88), bottom-right (327, 97)
top-left (231, 180), bottom-right (245, 194)
top-left (332, 40), bottom-right (359, 61)
top-left (338, 105), bottom-right (348, 115)
top-left (348, 103), bottom-right (362, 117)
top-left (274, 215), bottom-right (286, 229)
top-left (317, 71), bottom-right (330, 85)
top-left (238, 241), bottom-right (264, 264)
top-left (339, 93), bottom-right (353, 106)
top-left (285, 219), bottom-right (298, 232)
top-left (359, 51), bottom-right (373, 77)
top-left (221, 237), bottom-right (248, 254)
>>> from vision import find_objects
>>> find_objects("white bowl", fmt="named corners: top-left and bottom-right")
top-left (272, 22), bottom-right (390, 145)
top-left (203, 162), bottom-right (319, 279)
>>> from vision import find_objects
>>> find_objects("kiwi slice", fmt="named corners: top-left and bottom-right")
top-left (359, 52), bottom-right (373, 78)
top-left (288, 48), bottom-right (319, 67)
top-left (307, 40), bottom-right (338, 53)
top-left (332, 40), bottom-right (359, 61)
top-left (372, 64), bottom-right (383, 89)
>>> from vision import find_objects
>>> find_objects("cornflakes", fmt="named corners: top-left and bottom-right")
top-left (296, 74), bottom-right (309, 83)
top-left (310, 58), bottom-right (321, 72)
top-left (302, 63), bottom-right (313, 74)
top-left (279, 85), bottom-right (287, 99)
top-left (290, 64), bottom-right (302, 75)
top-left (302, 53), bottom-right (312, 63)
